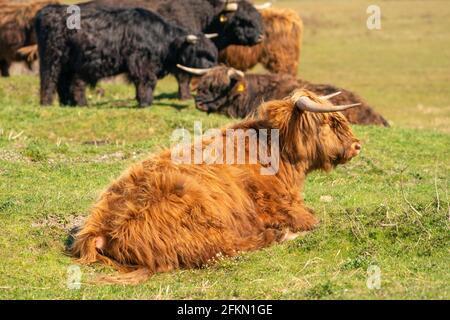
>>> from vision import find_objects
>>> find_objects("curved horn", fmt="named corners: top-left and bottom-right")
top-left (227, 68), bottom-right (245, 79)
top-left (226, 3), bottom-right (238, 11)
top-left (294, 96), bottom-right (361, 113)
top-left (186, 35), bottom-right (199, 44)
top-left (320, 91), bottom-right (342, 100)
top-left (177, 64), bottom-right (212, 76)
top-left (219, 0), bottom-right (239, 12)
top-left (254, 2), bottom-right (272, 10)
top-left (205, 33), bottom-right (219, 39)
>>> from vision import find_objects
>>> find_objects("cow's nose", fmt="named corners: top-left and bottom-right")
top-left (352, 142), bottom-right (362, 155)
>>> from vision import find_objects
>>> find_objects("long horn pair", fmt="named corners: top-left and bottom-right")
top-left (254, 2), bottom-right (272, 10)
top-left (177, 64), bottom-right (212, 76)
top-left (293, 92), bottom-right (360, 113)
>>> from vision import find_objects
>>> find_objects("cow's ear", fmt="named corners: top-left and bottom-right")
top-left (190, 77), bottom-right (200, 91)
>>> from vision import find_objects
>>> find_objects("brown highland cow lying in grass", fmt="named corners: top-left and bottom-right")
top-left (182, 65), bottom-right (389, 127)
top-left (0, 0), bottom-right (56, 76)
top-left (219, 7), bottom-right (303, 76)
top-left (72, 89), bottom-right (361, 284)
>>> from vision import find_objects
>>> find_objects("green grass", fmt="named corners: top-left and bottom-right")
top-left (0, 0), bottom-right (449, 299)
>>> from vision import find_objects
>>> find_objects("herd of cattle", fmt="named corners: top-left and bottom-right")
top-left (0, 0), bottom-right (388, 125)
top-left (2, 0), bottom-right (381, 283)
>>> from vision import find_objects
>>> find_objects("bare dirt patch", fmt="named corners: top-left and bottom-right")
top-left (31, 214), bottom-right (86, 232)
top-left (0, 150), bottom-right (28, 163)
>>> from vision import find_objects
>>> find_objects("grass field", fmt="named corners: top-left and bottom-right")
top-left (0, 0), bottom-right (449, 299)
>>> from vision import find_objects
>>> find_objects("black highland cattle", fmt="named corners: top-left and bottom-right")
top-left (35, 4), bottom-right (218, 107)
top-left (90, 0), bottom-right (265, 99)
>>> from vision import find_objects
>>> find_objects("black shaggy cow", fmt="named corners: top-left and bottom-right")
top-left (35, 4), bottom-right (218, 107)
top-left (90, 0), bottom-right (265, 100)
top-left (182, 65), bottom-right (389, 127)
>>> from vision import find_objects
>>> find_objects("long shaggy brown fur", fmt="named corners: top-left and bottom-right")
top-left (0, 0), bottom-right (57, 76)
top-left (71, 89), bottom-right (361, 284)
top-left (219, 8), bottom-right (303, 76)
top-left (192, 66), bottom-right (389, 127)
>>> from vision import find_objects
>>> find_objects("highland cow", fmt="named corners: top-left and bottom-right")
top-left (35, 4), bottom-right (218, 107)
top-left (90, 0), bottom-right (266, 99)
top-left (183, 65), bottom-right (389, 126)
top-left (219, 7), bottom-right (303, 76)
top-left (71, 89), bottom-right (361, 284)
top-left (0, 0), bottom-right (57, 77)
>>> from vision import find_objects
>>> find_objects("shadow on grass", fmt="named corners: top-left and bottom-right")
top-left (59, 95), bottom-right (190, 111)
top-left (89, 99), bottom-right (138, 109)
top-left (154, 92), bottom-right (180, 100)
top-left (57, 99), bottom-right (137, 109)
top-left (152, 101), bottom-right (189, 111)
top-left (154, 92), bottom-right (191, 110)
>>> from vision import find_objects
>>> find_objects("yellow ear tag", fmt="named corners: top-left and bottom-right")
top-left (220, 14), bottom-right (228, 23)
top-left (236, 83), bottom-right (246, 93)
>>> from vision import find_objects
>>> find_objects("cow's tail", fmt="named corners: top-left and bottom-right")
top-left (71, 231), bottom-right (153, 285)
